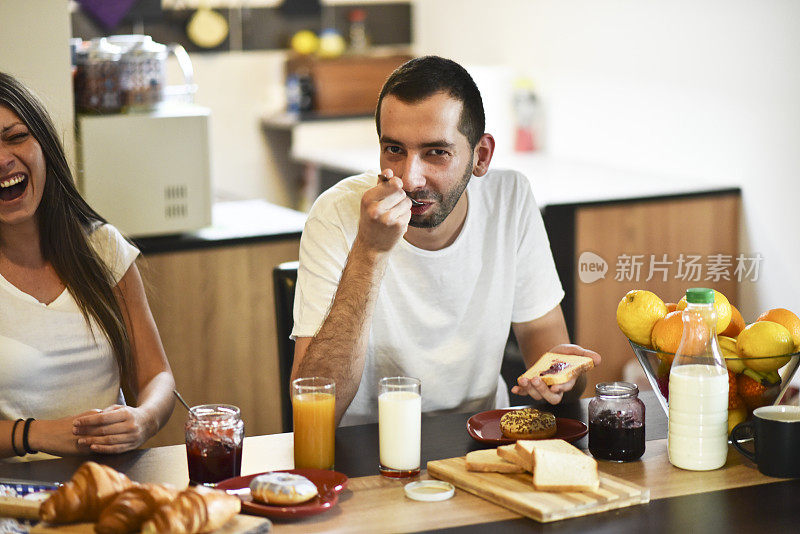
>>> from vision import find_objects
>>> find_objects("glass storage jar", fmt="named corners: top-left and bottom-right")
top-left (74, 38), bottom-right (122, 114)
top-left (185, 404), bottom-right (244, 486)
top-left (588, 382), bottom-right (645, 462)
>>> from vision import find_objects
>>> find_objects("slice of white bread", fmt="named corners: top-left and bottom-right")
top-left (519, 352), bottom-right (595, 386)
top-left (465, 448), bottom-right (526, 473)
top-left (496, 444), bottom-right (532, 471)
top-left (515, 439), bottom-right (599, 492)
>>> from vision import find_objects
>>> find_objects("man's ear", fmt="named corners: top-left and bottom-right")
top-left (472, 133), bottom-right (495, 177)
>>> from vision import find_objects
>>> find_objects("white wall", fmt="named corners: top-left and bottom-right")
top-left (0, 0), bottom-right (75, 168)
top-left (414, 0), bottom-right (800, 320)
top-left (177, 50), bottom-right (289, 203)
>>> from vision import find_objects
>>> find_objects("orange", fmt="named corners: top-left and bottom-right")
top-left (678, 312), bottom-right (712, 356)
top-left (665, 302), bottom-right (678, 313)
top-left (720, 304), bottom-right (745, 338)
top-left (756, 308), bottom-right (800, 351)
top-left (656, 351), bottom-right (675, 367)
top-left (651, 311), bottom-right (685, 354)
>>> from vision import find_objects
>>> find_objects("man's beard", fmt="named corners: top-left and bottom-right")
top-left (408, 156), bottom-right (474, 229)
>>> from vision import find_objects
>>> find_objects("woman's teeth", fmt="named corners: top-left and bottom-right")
top-left (1, 174), bottom-right (25, 188)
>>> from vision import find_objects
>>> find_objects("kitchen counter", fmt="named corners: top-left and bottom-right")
top-left (133, 199), bottom-right (307, 254)
top-left (290, 144), bottom-right (739, 207)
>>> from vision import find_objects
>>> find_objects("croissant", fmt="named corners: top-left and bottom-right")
top-left (94, 483), bottom-right (180, 534)
top-left (140, 486), bottom-right (241, 534)
top-left (40, 461), bottom-right (133, 523)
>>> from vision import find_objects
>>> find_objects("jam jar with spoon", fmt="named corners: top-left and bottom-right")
top-left (588, 382), bottom-right (645, 462)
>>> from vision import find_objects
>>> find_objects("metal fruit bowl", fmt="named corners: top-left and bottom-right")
top-left (629, 340), bottom-right (800, 417)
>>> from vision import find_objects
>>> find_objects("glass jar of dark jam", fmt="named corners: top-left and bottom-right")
top-left (185, 404), bottom-right (244, 486)
top-left (588, 382), bottom-right (645, 462)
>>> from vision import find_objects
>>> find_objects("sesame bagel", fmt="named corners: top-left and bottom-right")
top-left (500, 408), bottom-right (557, 440)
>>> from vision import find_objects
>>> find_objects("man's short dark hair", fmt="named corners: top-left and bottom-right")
top-left (375, 56), bottom-right (485, 148)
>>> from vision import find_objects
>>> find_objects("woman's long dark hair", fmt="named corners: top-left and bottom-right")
top-left (0, 72), bottom-right (134, 390)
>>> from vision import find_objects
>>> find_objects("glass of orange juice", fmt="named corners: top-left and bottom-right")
top-left (291, 377), bottom-right (336, 470)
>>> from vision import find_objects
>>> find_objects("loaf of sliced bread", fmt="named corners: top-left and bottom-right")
top-left (496, 444), bottom-right (532, 471)
top-left (465, 448), bottom-right (526, 473)
top-left (519, 352), bottom-right (595, 386)
top-left (515, 439), bottom-right (599, 492)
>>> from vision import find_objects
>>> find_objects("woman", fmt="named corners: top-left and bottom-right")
top-left (0, 72), bottom-right (175, 459)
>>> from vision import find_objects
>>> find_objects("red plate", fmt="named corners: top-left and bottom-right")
top-left (467, 409), bottom-right (588, 445)
top-left (216, 468), bottom-right (348, 519)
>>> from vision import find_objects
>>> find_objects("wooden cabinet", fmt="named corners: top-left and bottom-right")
top-left (544, 191), bottom-right (741, 397)
top-left (286, 54), bottom-right (412, 117)
top-left (140, 238), bottom-right (300, 447)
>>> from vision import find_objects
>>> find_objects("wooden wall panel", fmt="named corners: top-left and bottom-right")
top-left (573, 194), bottom-right (740, 397)
top-left (140, 239), bottom-right (300, 447)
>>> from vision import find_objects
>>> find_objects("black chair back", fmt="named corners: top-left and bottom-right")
top-left (273, 261), bottom-right (298, 432)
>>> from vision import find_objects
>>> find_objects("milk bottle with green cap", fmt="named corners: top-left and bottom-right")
top-left (668, 287), bottom-right (730, 470)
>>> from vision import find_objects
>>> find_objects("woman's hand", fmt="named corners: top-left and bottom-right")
top-left (511, 343), bottom-right (602, 404)
top-left (72, 404), bottom-right (154, 454)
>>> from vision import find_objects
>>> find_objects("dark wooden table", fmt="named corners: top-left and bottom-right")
top-left (2, 391), bottom-right (797, 533)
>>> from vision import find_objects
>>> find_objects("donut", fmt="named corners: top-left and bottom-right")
top-left (249, 472), bottom-right (318, 505)
top-left (500, 408), bottom-right (557, 440)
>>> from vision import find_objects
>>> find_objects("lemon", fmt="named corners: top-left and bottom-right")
top-left (677, 290), bottom-right (732, 334)
top-left (617, 290), bottom-right (668, 347)
top-left (737, 321), bottom-right (793, 372)
top-left (290, 30), bottom-right (319, 55)
top-left (718, 335), bottom-right (745, 373)
top-left (728, 407), bottom-right (748, 434)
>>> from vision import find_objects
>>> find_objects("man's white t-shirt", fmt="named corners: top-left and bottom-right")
top-left (0, 224), bottom-right (139, 423)
top-left (292, 169), bottom-right (564, 426)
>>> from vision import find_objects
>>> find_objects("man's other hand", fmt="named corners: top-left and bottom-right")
top-left (511, 344), bottom-right (601, 404)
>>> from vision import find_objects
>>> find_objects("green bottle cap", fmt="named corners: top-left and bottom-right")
top-left (686, 287), bottom-right (715, 304)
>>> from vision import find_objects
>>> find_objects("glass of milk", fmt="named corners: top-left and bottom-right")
top-left (378, 376), bottom-right (421, 477)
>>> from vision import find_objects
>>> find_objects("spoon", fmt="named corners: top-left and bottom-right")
top-left (173, 389), bottom-right (195, 417)
top-left (378, 173), bottom-right (424, 206)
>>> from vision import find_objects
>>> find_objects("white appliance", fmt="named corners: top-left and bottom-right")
top-left (77, 104), bottom-right (212, 237)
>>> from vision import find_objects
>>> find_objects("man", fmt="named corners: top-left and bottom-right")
top-left (291, 56), bottom-right (600, 426)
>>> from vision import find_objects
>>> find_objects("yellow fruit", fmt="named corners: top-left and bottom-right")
top-left (728, 407), bottom-right (748, 434)
top-left (290, 30), bottom-right (319, 55)
top-left (718, 335), bottom-right (746, 373)
top-left (617, 290), bottom-right (668, 347)
top-left (720, 304), bottom-right (745, 338)
top-left (317, 30), bottom-right (346, 58)
top-left (651, 311), bottom-right (684, 354)
top-left (677, 290), bottom-right (732, 334)
top-left (737, 321), bottom-right (794, 372)
top-left (756, 308), bottom-right (800, 351)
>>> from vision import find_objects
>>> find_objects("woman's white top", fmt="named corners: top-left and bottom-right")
top-left (0, 224), bottom-right (139, 422)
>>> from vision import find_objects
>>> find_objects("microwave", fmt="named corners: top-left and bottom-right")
top-left (77, 105), bottom-right (212, 237)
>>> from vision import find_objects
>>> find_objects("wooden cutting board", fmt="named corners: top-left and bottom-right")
top-left (427, 456), bottom-right (649, 523)
top-left (0, 497), bottom-right (271, 533)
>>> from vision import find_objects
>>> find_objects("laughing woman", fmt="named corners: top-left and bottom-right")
top-left (0, 73), bottom-right (175, 460)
